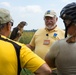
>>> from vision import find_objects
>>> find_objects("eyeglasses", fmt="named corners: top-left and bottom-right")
top-left (10, 22), bottom-right (13, 26)
top-left (6, 21), bottom-right (13, 26)
top-left (11, 22), bottom-right (13, 26)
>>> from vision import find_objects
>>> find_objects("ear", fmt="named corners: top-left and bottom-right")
top-left (56, 17), bottom-right (58, 21)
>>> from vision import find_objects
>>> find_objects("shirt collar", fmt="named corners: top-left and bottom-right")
top-left (45, 25), bottom-right (58, 32)
top-left (0, 35), bottom-right (7, 39)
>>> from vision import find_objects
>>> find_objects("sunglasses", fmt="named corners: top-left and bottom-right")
top-left (10, 22), bottom-right (13, 26)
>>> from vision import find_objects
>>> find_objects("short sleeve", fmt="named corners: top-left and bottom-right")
top-left (20, 44), bottom-right (45, 72)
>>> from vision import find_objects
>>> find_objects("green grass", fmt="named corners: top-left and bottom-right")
top-left (19, 31), bottom-right (35, 44)
top-left (21, 69), bottom-right (34, 75)
top-left (20, 31), bottom-right (35, 75)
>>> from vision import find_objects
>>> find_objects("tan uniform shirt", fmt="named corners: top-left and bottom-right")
top-left (30, 26), bottom-right (65, 59)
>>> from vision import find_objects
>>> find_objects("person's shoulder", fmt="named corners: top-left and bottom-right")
top-left (1, 35), bottom-right (24, 47)
top-left (51, 39), bottom-right (65, 49)
top-left (56, 26), bottom-right (63, 30)
top-left (56, 26), bottom-right (65, 32)
top-left (8, 37), bottom-right (24, 47)
top-left (55, 38), bottom-right (66, 45)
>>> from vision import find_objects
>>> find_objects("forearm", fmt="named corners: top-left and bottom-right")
top-left (26, 44), bottom-right (35, 51)
top-left (34, 63), bottom-right (52, 75)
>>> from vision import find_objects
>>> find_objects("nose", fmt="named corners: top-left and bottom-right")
top-left (47, 19), bottom-right (51, 22)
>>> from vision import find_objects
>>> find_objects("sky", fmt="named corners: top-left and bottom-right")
top-left (0, 0), bottom-right (76, 30)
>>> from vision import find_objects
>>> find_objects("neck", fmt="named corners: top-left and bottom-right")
top-left (0, 31), bottom-right (8, 37)
top-left (67, 32), bottom-right (76, 43)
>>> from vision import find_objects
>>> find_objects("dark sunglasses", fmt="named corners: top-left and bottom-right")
top-left (10, 22), bottom-right (13, 26)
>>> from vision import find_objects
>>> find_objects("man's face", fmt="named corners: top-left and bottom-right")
top-left (44, 16), bottom-right (57, 29)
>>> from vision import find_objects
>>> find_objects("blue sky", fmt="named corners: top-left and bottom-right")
top-left (0, 0), bottom-right (76, 30)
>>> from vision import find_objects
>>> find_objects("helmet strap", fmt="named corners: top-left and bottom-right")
top-left (63, 20), bottom-right (73, 38)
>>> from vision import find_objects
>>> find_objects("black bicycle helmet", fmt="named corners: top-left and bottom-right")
top-left (60, 2), bottom-right (76, 22)
top-left (60, 2), bottom-right (76, 37)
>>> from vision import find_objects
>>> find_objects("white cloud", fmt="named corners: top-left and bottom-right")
top-left (26, 5), bottom-right (42, 13)
top-left (60, 0), bottom-right (71, 3)
top-left (10, 5), bottom-right (42, 22)
top-left (12, 5), bottom-right (42, 13)
top-left (0, 2), bottom-right (11, 7)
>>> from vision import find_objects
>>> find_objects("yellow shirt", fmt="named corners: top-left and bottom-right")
top-left (0, 35), bottom-right (45, 75)
top-left (30, 26), bottom-right (65, 59)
